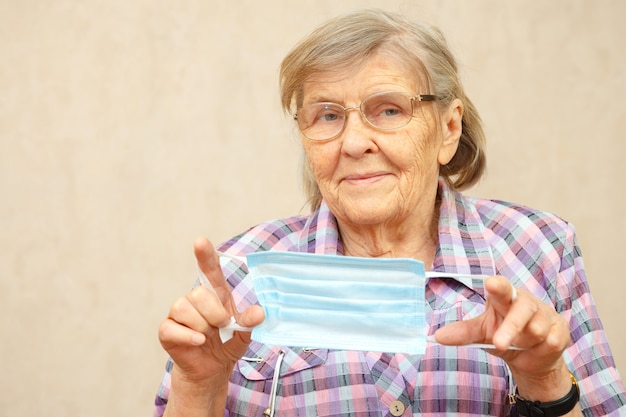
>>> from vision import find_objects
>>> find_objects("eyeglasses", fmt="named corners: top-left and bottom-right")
top-left (294, 91), bottom-right (437, 141)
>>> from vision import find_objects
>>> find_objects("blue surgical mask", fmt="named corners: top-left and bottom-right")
top-left (248, 251), bottom-right (427, 355)
top-left (213, 251), bottom-right (523, 352)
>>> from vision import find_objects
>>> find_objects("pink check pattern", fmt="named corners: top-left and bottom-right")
top-left (154, 180), bottom-right (625, 416)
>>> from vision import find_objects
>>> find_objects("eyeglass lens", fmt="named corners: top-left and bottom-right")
top-left (297, 92), bottom-right (414, 141)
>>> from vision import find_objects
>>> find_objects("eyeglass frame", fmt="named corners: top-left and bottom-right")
top-left (293, 91), bottom-right (438, 141)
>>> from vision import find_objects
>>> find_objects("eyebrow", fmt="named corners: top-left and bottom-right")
top-left (302, 94), bottom-right (342, 106)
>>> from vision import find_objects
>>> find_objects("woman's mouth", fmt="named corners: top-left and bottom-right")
top-left (343, 172), bottom-right (389, 185)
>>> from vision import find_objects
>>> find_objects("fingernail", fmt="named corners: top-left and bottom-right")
top-left (495, 332), bottom-right (512, 348)
top-left (191, 333), bottom-right (205, 345)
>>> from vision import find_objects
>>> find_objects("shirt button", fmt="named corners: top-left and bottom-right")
top-left (389, 400), bottom-right (406, 416)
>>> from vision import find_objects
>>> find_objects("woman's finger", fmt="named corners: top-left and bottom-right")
top-left (491, 293), bottom-right (539, 349)
top-left (194, 237), bottom-right (232, 303)
top-left (158, 317), bottom-right (207, 350)
top-left (168, 293), bottom-right (214, 332)
top-left (484, 276), bottom-right (517, 313)
top-left (484, 277), bottom-right (544, 349)
top-left (237, 304), bottom-right (266, 329)
top-left (185, 285), bottom-right (232, 329)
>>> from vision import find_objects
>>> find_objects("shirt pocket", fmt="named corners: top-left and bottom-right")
top-left (236, 341), bottom-right (329, 381)
top-left (425, 277), bottom-right (487, 333)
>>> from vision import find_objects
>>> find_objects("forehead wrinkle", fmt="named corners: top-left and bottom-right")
top-left (301, 79), bottom-right (348, 106)
top-left (300, 52), bottom-right (424, 108)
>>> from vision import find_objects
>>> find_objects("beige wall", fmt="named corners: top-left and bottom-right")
top-left (1, 1), bottom-right (624, 416)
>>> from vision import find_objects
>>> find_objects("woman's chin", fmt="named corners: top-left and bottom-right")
top-left (335, 201), bottom-right (400, 227)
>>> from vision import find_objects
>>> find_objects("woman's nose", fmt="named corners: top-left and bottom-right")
top-left (340, 109), bottom-right (379, 157)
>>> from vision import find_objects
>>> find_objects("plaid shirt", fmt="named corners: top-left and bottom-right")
top-left (154, 181), bottom-right (625, 416)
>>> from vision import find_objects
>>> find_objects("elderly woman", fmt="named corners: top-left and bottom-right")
top-left (155, 9), bottom-right (625, 417)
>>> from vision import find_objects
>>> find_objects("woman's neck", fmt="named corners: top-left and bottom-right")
top-left (339, 196), bottom-right (441, 268)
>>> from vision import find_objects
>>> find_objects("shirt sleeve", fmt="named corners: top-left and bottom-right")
top-left (153, 358), bottom-right (173, 417)
top-left (557, 223), bottom-right (626, 415)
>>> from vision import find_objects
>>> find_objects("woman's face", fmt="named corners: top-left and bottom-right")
top-left (300, 53), bottom-right (462, 229)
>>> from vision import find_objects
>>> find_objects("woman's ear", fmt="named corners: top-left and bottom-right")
top-left (437, 98), bottom-right (463, 165)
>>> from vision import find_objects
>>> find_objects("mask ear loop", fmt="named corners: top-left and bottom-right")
top-left (426, 335), bottom-right (525, 351)
top-left (217, 250), bottom-right (247, 264)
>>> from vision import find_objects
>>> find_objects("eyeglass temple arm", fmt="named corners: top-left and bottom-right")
top-left (415, 94), bottom-right (438, 102)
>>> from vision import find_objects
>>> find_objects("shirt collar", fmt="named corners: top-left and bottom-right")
top-left (297, 179), bottom-right (496, 277)
top-left (433, 180), bottom-right (497, 276)
top-left (297, 199), bottom-right (343, 255)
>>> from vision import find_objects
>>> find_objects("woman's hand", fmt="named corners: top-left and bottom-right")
top-left (433, 276), bottom-right (579, 409)
top-left (158, 238), bottom-right (264, 416)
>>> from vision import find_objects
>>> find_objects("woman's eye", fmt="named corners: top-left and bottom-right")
top-left (316, 106), bottom-right (342, 123)
top-left (382, 107), bottom-right (401, 117)
top-left (320, 113), bottom-right (339, 122)
top-left (371, 104), bottom-right (404, 119)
